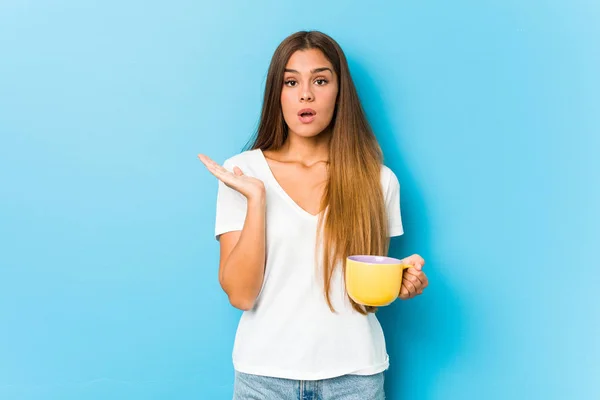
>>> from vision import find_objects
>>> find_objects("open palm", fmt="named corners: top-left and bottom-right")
top-left (198, 154), bottom-right (265, 200)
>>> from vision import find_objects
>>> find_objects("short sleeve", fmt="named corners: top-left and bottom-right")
top-left (214, 159), bottom-right (248, 240)
top-left (384, 167), bottom-right (404, 237)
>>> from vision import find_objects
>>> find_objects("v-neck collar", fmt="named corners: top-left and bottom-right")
top-left (255, 148), bottom-right (323, 220)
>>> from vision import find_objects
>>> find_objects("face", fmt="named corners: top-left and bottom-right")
top-left (280, 49), bottom-right (339, 139)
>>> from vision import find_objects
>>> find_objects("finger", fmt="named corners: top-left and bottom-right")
top-left (399, 284), bottom-right (410, 299)
top-left (421, 273), bottom-right (429, 288)
top-left (197, 154), bottom-right (215, 167)
top-left (197, 154), bottom-right (220, 175)
top-left (404, 269), bottom-right (427, 288)
top-left (412, 272), bottom-right (427, 295)
top-left (233, 166), bottom-right (244, 176)
top-left (417, 255), bottom-right (425, 266)
top-left (410, 254), bottom-right (425, 269)
top-left (198, 155), bottom-right (235, 182)
top-left (198, 155), bottom-right (226, 174)
top-left (402, 276), bottom-right (418, 295)
top-left (197, 154), bottom-right (229, 174)
top-left (402, 255), bottom-right (424, 270)
top-left (202, 160), bottom-right (228, 179)
top-left (404, 282), bottom-right (417, 299)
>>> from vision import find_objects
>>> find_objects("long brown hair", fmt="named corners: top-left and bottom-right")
top-left (247, 31), bottom-right (389, 314)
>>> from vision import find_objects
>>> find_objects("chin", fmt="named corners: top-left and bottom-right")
top-left (290, 124), bottom-right (330, 138)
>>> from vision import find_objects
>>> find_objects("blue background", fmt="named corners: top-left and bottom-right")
top-left (1, 1), bottom-right (598, 399)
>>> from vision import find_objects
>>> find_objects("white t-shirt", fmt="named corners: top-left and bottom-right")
top-left (214, 149), bottom-right (404, 381)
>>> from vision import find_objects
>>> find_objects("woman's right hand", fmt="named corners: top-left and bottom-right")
top-left (198, 154), bottom-right (265, 201)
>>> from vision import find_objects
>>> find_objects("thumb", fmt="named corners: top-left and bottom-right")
top-left (233, 166), bottom-right (244, 176)
top-left (402, 255), bottom-right (423, 271)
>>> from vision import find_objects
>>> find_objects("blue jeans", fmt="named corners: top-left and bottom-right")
top-left (233, 370), bottom-right (385, 400)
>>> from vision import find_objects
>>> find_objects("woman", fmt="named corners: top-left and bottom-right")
top-left (198, 30), bottom-right (428, 400)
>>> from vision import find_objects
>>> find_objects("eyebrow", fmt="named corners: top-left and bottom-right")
top-left (284, 67), bottom-right (333, 74)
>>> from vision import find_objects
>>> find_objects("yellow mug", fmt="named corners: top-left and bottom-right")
top-left (345, 255), bottom-right (414, 307)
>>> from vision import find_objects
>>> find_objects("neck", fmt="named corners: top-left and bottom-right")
top-left (279, 129), bottom-right (331, 163)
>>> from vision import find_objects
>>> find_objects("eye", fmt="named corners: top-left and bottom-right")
top-left (315, 79), bottom-right (328, 85)
top-left (284, 79), bottom-right (297, 87)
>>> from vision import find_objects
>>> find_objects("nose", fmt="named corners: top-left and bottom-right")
top-left (300, 87), bottom-right (314, 102)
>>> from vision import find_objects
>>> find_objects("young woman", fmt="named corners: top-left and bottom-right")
top-left (198, 30), bottom-right (428, 400)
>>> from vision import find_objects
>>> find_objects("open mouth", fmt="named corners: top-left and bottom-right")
top-left (298, 109), bottom-right (316, 117)
top-left (298, 108), bottom-right (317, 123)
top-left (298, 113), bottom-right (316, 123)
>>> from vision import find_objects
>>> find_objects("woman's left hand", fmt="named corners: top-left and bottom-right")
top-left (398, 254), bottom-right (428, 300)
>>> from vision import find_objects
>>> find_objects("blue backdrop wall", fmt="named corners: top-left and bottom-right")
top-left (1, 1), bottom-right (598, 399)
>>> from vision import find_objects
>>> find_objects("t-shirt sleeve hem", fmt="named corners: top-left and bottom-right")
top-left (215, 225), bottom-right (244, 241)
top-left (388, 225), bottom-right (404, 237)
